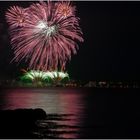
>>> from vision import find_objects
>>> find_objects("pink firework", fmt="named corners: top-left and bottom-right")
top-left (6, 6), bottom-right (28, 28)
top-left (6, 1), bottom-right (84, 71)
top-left (55, 1), bottom-right (76, 19)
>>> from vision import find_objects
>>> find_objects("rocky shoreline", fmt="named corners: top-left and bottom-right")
top-left (0, 109), bottom-right (47, 138)
top-left (0, 108), bottom-right (80, 139)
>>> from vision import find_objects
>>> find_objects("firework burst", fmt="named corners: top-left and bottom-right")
top-left (20, 70), bottom-right (69, 84)
top-left (6, 6), bottom-right (28, 28)
top-left (55, 1), bottom-right (76, 18)
top-left (6, 1), bottom-right (83, 71)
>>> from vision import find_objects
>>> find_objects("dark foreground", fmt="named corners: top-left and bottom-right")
top-left (0, 109), bottom-right (47, 138)
top-left (0, 88), bottom-right (140, 138)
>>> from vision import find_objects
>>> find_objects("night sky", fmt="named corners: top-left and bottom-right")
top-left (0, 1), bottom-right (140, 81)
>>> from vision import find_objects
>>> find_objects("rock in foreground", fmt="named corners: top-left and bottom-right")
top-left (0, 108), bottom-right (47, 138)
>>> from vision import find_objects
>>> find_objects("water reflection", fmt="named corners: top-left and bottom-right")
top-left (0, 88), bottom-right (85, 138)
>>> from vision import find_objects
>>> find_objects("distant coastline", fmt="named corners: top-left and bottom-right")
top-left (0, 79), bottom-right (140, 89)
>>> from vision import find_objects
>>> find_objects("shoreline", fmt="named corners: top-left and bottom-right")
top-left (0, 86), bottom-right (140, 91)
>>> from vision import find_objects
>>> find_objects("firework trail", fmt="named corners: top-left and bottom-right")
top-left (6, 1), bottom-right (83, 71)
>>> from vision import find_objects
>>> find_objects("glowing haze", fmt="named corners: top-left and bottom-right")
top-left (6, 1), bottom-right (83, 71)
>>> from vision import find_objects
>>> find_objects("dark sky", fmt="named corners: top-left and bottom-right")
top-left (0, 1), bottom-right (140, 81)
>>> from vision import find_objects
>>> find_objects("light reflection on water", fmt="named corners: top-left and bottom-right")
top-left (0, 88), bottom-right (85, 138)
